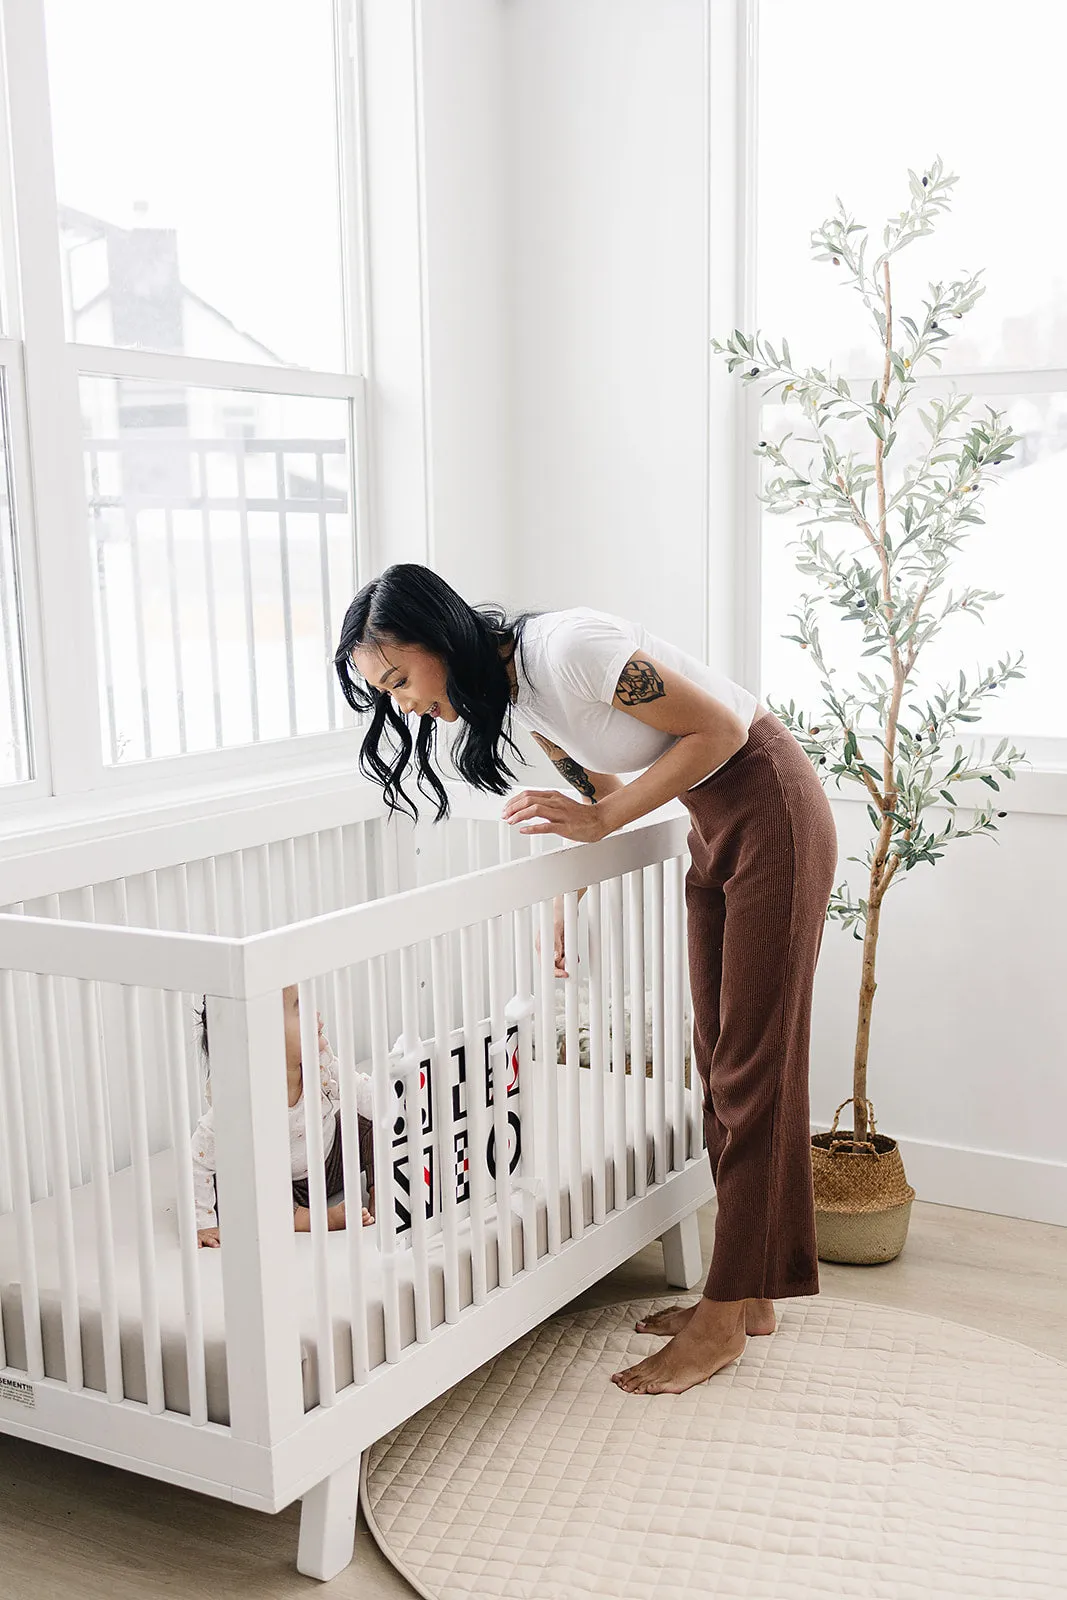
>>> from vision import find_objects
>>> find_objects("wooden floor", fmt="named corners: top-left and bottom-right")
top-left (3, 1196), bottom-right (1066, 1599)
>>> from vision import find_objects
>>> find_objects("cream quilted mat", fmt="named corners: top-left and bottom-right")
top-left (361, 1295), bottom-right (1067, 1599)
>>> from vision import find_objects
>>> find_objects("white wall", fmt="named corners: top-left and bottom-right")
top-left (506, 0), bottom-right (711, 657)
top-left (814, 795), bottom-right (1067, 1225)
top-left (372, 0), bottom-right (1067, 1226)
top-left (362, 1), bottom-right (513, 606)
top-left (417, 4), bottom-right (512, 607)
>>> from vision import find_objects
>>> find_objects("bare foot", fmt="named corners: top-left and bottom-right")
top-left (635, 1298), bottom-right (776, 1338)
top-left (745, 1297), bottom-right (776, 1335)
top-left (635, 1303), bottom-right (697, 1337)
top-left (613, 1299), bottom-right (747, 1395)
top-left (362, 1207), bottom-right (375, 1226)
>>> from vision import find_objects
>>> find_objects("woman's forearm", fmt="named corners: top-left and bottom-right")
top-left (597, 725), bottom-right (746, 836)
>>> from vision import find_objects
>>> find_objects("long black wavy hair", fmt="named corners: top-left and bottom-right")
top-left (334, 563), bottom-right (535, 822)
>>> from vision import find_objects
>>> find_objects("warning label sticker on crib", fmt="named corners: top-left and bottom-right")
top-left (0, 1376), bottom-right (35, 1409)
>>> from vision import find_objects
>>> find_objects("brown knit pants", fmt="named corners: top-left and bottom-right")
top-left (683, 708), bottom-right (837, 1302)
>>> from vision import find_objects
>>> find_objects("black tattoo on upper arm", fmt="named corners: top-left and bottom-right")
top-left (532, 732), bottom-right (597, 802)
top-left (615, 657), bottom-right (666, 706)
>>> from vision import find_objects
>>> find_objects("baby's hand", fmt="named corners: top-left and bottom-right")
top-left (198, 1227), bottom-right (221, 1248)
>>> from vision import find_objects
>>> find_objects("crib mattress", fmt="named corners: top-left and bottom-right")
top-left (0, 1070), bottom-right (682, 1424)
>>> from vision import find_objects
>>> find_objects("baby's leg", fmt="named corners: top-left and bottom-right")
top-left (358, 1115), bottom-right (376, 1221)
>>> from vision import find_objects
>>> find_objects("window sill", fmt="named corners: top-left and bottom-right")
top-left (825, 765), bottom-right (1067, 819)
top-left (0, 754), bottom-right (382, 862)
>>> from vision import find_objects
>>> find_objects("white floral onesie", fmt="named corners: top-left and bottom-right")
top-left (191, 1037), bottom-right (374, 1230)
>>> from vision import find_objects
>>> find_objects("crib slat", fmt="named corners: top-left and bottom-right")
top-left (256, 844), bottom-right (274, 934)
top-left (77, 980), bottom-right (123, 1401)
top-left (535, 891), bottom-right (562, 1255)
top-left (298, 981), bottom-right (336, 1407)
top-left (161, 989), bottom-right (208, 1426)
top-left (459, 922), bottom-right (489, 1304)
top-left (232, 850), bottom-right (249, 936)
top-left (122, 985), bottom-right (165, 1414)
top-left (342, 825), bottom-right (368, 1035)
top-left (429, 935), bottom-right (461, 1321)
top-left (330, 832), bottom-right (370, 1384)
top-left (283, 838), bottom-right (299, 925)
top-left (13, 970), bottom-right (48, 1203)
top-left (627, 871), bottom-right (648, 1200)
top-left (0, 970), bottom-right (44, 1378)
top-left (167, 865), bottom-right (203, 1130)
top-left (34, 974), bottom-right (83, 1391)
top-left (607, 876), bottom-right (627, 1210)
top-left (649, 862), bottom-right (666, 1185)
top-left (509, 902), bottom-right (538, 1271)
top-left (204, 854), bottom-right (220, 935)
top-left (562, 891), bottom-right (584, 1242)
top-left (0, 1075), bottom-right (10, 1225)
top-left (663, 858), bottom-right (676, 1175)
top-left (585, 883), bottom-right (606, 1226)
top-left (331, 958), bottom-right (370, 1386)
top-left (48, 894), bottom-right (87, 1189)
top-left (486, 914), bottom-right (514, 1288)
top-left (367, 954), bottom-right (401, 1363)
top-left (399, 944), bottom-right (432, 1342)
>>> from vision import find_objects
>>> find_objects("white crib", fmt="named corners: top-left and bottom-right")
top-left (0, 782), bottom-right (709, 1580)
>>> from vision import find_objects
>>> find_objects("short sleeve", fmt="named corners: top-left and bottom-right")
top-left (544, 611), bottom-right (641, 706)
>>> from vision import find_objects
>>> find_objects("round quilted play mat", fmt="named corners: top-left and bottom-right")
top-left (360, 1294), bottom-right (1067, 1600)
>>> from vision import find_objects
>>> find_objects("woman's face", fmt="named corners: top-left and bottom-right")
top-left (349, 639), bottom-right (458, 723)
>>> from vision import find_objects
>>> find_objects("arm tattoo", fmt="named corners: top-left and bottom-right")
top-left (532, 732), bottom-right (597, 802)
top-left (614, 656), bottom-right (666, 706)
top-left (555, 754), bottom-right (596, 802)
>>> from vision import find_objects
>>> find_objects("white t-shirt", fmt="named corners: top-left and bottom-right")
top-left (511, 609), bottom-right (759, 783)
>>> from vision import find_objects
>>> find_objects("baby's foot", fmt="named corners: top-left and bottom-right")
top-left (361, 1207), bottom-right (375, 1227)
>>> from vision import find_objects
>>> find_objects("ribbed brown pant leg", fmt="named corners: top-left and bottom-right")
top-left (686, 721), bottom-right (837, 1303)
top-left (685, 870), bottom-right (728, 1184)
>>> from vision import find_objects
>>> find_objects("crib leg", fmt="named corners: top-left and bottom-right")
top-left (660, 1211), bottom-right (704, 1290)
top-left (297, 1455), bottom-right (361, 1581)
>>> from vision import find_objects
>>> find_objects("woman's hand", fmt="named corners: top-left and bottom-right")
top-left (503, 789), bottom-right (609, 842)
top-left (197, 1226), bottom-right (221, 1249)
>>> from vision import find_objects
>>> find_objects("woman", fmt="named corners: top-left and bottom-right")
top-left (335, 563), bottom-right (838, 1396)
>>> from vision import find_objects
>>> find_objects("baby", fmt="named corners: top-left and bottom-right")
top-left (192, 984), bottom-right (376, 1247)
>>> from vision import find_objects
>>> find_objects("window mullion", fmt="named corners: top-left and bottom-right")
top-left (5, 0), bottom-right (103, 796)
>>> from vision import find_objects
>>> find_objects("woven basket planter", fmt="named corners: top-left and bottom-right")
top-left (812, 1097), bottom-right (915, 1265)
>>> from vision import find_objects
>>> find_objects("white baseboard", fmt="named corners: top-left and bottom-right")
top-left (810, 1121), bottom-right (1067, 1229)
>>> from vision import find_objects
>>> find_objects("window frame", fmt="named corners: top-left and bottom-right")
top-left (0, 0), bottom-right (372, 824)
top-left (738, 0), bottom-right (1067, 787)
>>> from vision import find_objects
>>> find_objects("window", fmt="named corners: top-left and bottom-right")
top-left (754, 0), bottom-right (1066, 749)
top-left (1, 0), bottom-right (367, 806)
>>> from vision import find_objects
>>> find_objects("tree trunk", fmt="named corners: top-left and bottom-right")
top-left (852, 890), bottom-right (883, 1145)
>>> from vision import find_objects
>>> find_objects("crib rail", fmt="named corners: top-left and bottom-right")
top-left (0, 802), bottom-right (702, 1475)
